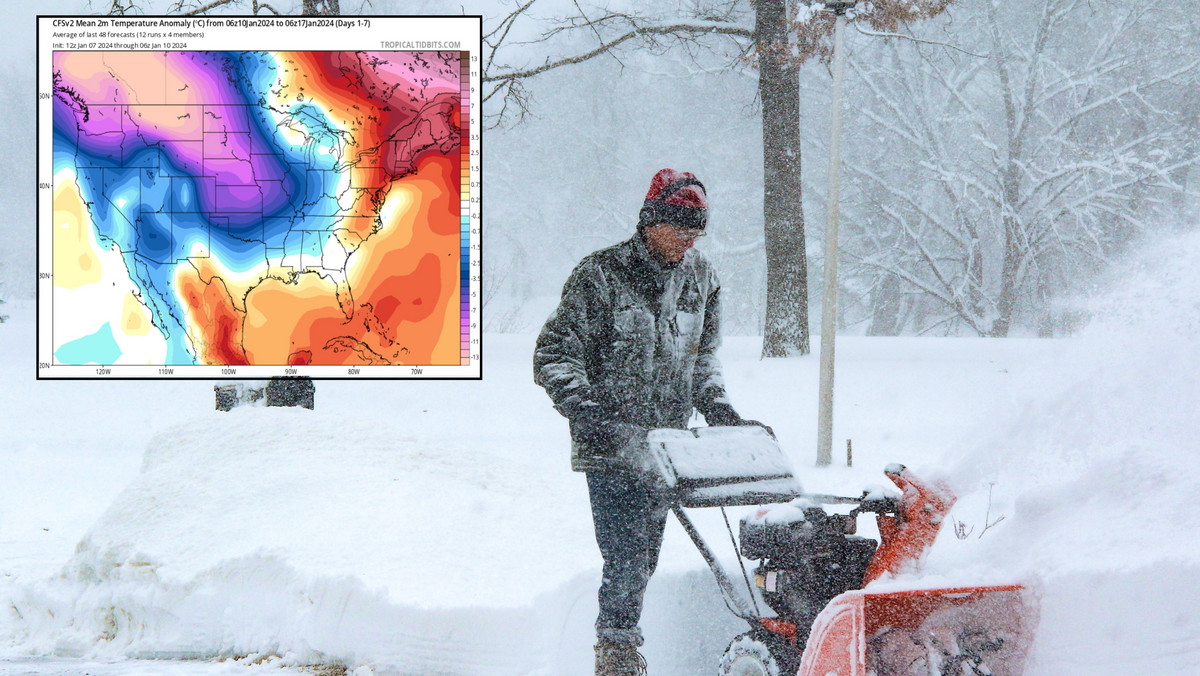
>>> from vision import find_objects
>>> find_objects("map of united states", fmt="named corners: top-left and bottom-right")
top-left (52, 50), bottom-right (463, 367)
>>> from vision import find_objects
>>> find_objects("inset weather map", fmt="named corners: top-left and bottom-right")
top-left (38, 17), bottom-right (481, 378)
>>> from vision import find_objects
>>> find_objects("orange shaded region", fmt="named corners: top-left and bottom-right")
top-left (343, 156), bottom-right (461, 364)
top-left (419, 152), bottom-right (460, 236)
top-left (304, 312), bottom-right (374, 365)
top-left (367, 253), bottom-right (441, 327)
top-left (351, 165), bottom-right (390, 190)
top-left (176, 266), bottom-right (249, 365)
top-left (243, 272), bottom-right (349, 365)
top-left (236, 156), bottom-right (461, 365)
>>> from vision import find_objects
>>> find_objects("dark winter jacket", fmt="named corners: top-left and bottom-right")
top-left (534, 234), bottom-right (739, 471)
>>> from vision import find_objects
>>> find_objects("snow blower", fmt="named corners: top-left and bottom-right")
top-left (624, 426), bottom-right (1037, 676)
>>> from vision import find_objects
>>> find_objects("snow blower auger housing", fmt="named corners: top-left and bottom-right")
top-left (624, 427), bottom-right (1036, 676)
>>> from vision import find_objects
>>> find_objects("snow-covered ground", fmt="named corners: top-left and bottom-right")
top-left (2, 231), bottom-right (1199, 675)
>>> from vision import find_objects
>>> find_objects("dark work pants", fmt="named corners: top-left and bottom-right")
top-left (586, 470), bottom-right (673, 646)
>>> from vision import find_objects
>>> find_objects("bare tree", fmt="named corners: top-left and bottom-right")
top-left (483, 0), bottom-right (955, 357)
top-left (757, 0), bottom-right (808, 356)
top-left (839, 0), bottom-right (1199, 336)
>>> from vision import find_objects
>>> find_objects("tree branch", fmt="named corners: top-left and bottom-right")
top-left (852, 22), bottom-right (989, 59)
top-left (483, 21), bottom-right (753, 84)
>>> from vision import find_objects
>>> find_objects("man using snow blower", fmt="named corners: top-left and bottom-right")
top-left (534, 168), bottom-right (770, 676)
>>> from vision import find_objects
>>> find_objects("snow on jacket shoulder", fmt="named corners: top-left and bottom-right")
top-left (533, 235), bottom-right (733, 471)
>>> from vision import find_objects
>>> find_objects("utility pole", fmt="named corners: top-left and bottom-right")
top-left (816, 1), bottom-right (854, 466)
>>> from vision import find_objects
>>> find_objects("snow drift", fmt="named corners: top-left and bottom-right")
top-left (927, 229), bottom-right (1200, 674)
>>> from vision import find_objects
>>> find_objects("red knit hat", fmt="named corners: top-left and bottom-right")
top-left (637, 168), bottom-right (708, 231)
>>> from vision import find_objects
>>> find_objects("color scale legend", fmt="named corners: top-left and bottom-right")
top-left (461, 52), bottom-right (472, 367)
top-left (37, 16), bottom-right (483, 379)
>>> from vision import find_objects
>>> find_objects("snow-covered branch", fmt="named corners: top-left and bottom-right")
top-left (851, 22), bottom-right (988, 59)
top-left (834, 0), bottom-right (1198, 336)
top-left (483, 20), bottom-right (753, 83)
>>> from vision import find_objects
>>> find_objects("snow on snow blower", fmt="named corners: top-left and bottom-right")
top-left (625, 426), bottom-right (1037, 676)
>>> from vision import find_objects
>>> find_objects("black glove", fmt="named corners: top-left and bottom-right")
top-left (704, 402), bottom-right (743, 427)
top-left (571, 411), bottom-right (649, 461)
top-left (572, 404), bottom-right (632, 454)
top-left (741, 420), bottom-right (776, 440)
top-left (705, 403), bottom-right (775, 439)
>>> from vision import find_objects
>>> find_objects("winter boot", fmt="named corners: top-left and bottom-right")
top-left (594, 640), bottom-right (648, 676)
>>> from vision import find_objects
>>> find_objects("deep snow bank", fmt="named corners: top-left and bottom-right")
top-left (925, 230), bottom-right (1200, 674)
top-left (3, 409), bottom-right (578, 673)
top-left (1, 405), bottom-right (743, 675)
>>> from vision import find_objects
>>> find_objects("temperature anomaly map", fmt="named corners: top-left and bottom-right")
top-left (39, 16), bottom-right (481, 378)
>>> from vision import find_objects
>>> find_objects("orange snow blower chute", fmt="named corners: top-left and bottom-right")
top-left (632, 428), bottom-right (1037, 676)
top-left (863, 464), bottom-right (956, 584)
top-left (790, 466), bottom-right (1037, 676)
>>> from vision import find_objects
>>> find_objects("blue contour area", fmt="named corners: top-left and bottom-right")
top-left (55, 322), bottom-right (123, 365)
top-left (52, 51), bottom-right (368, 364)
top-left (236, 52), bottom-right (282, 109)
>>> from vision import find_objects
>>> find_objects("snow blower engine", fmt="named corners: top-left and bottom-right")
top-left (737, 492), bottom-right (891, 646)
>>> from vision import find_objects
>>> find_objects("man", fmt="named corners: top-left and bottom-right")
top-left (533, 168), bottom-right (767, 676)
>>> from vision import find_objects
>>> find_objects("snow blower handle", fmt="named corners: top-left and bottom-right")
top-left (852, 492), bottom-right (901, 517)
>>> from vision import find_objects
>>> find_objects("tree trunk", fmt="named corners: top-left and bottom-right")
top-left (993, 165), bottom-right (1021, 337)
top-left (1175, 99), bottom-right (1199, 214)
top-left (756, 0), bottom-right (810, 357)
top-left (988, 2), bottom-right (1022, 339)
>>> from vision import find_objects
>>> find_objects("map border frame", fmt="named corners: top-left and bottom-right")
top-left (36, 15), bottom-right (483, 381)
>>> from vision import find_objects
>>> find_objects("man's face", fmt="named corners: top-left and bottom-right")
top-left (644, 223), bottom-right (705, 264)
